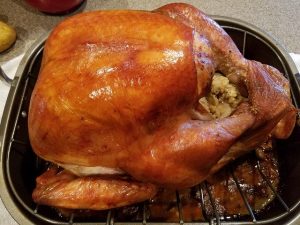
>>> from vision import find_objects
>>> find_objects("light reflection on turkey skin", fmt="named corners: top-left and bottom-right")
top-left (29, 3), bottom-right (296, 210)
top-left (29, 10), bottom-right (198, 170)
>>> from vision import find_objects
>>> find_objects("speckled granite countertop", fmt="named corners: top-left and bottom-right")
top-left (0, 0), bottom-right (299, 224)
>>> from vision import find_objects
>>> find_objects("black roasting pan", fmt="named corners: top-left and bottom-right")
top-left (1, 17), bottom-right (300, 225)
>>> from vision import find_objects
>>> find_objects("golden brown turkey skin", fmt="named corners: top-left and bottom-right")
top-left (32, 167), bottom-right (157, 210)
top-left (156, 3), bottom-right (296, 174)
top-left (29, 10), bottom-right (198, 168)
top-left (30, 3), bottom-right (296, 210)
top-left (119, 102), bottom-right (255, 187)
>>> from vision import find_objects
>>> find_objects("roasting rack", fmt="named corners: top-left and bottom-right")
top-left (1, 17), bottom-right (300, 225)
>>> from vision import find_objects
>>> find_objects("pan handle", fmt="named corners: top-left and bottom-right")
top-left (0, 66), bottom-right (12, 84)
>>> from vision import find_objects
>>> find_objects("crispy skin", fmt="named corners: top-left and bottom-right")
top-left (156, 3), bottom-right (296, 175)
top-left (156, 3), bottom-right (247, 78)
top-left (29, 10), bottom-right (197, 168)
top-left (32, 167), bottom-right (157, 210)
top-left (119, 102), bottom-right (255, 188)
top-left (30, 3), bottom-right (296, 210)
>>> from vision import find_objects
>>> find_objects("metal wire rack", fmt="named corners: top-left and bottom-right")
top-left (2, 21), bottom-right (300, 225)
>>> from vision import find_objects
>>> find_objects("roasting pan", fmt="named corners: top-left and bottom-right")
top-left (1, 16), bottom-right (300, 225)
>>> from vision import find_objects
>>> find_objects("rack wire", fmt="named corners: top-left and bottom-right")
top-left (4, 26), bottom-right (296, 225)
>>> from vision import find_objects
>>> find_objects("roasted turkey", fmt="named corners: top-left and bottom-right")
top-left (29, 3), bottom-right (296, 210)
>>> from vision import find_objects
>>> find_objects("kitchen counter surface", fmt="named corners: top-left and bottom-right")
top-left (0, 0), bottom-right (299, 224)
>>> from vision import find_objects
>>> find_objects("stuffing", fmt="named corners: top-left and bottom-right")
top-left (199, 73), bottom-right (244, 118)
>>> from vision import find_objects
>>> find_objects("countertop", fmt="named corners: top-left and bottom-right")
top-left (0, 0), bottom-right (299, 224)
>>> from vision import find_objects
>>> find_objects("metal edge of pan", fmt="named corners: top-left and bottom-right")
top-left (0, 33), bottom-right (48, 225)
